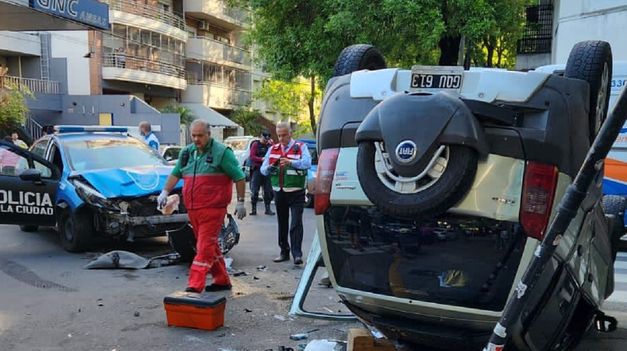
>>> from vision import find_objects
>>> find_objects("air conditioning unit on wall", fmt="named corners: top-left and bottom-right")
top-left (198, 20), bottom-right (210, 30)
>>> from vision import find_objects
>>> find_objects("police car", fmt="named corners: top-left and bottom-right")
top-left (0, 126), bottom-right (188, 252)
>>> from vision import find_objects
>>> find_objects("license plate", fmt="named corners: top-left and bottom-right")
top-left (410, 66), bottom-right (464, 90)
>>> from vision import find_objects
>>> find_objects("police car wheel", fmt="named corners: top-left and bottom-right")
top-left (59, 209), bottom-right (93, 252)
top-left (332, 44), bottom-right (386, 77)
top-left (564, 40), bottom-right (612, 142)
top-left (168, 224), bottom-right (196, 262)
top-left (19, 225), bottom-right (39, 232)
top-left (357, 142), bottom-right (478, 218)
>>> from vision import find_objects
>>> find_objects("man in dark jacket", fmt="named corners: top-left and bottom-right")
top-left (248, 129), bottom-right (275, 215)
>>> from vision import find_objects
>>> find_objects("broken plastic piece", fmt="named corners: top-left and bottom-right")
top-left (158, 194), bottom-right (180, 215)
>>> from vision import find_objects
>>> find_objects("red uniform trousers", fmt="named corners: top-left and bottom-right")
top-left (187, 207), bottom-right (229, 291)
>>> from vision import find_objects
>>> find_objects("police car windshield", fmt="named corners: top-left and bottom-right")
top-left (64, 138), bottom-right (166, 171)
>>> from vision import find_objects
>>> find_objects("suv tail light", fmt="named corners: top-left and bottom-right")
top-left (314, 148), bottom-right (340, 215)
top-left (520, 162), bottom-right (558, 240)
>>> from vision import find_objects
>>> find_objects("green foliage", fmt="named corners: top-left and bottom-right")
top-left (229, 108), bottom-right (264, 136)
top-left (470, 0), bottom-right (532, 68)
top-left (160, 105), bottom-right (195, 126)
top-left (234, 0), bottom-right (531, 129)
top-left (237, 0), bottom-right (530, 73)
top-left (254, 79), bottom-right (304, 119)
top-left (0, 82), bottom-right (32, 133)
top-left (253, 78), bottom-right (321, 135)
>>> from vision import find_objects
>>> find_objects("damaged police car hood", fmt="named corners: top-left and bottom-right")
top-left (74, 165), bottom-right (180, 198)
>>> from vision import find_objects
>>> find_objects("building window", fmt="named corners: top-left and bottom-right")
top-left (517, 2), bottom-right (554, 54)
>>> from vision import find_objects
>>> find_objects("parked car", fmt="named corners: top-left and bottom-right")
top-left (224, 135), bottom-right (258, 180)
top-left (315, 42), bottom-right (623, 350)
top-left (0, 126), bottom-right (191, 253)
top-left (297, 139), bottom-right (318, 208)
top-left (160, 145), bottom-right (182, 165)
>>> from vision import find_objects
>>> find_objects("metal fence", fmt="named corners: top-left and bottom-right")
top-left (0, 75), bottom-right (61, 94)
top-left (103, 0), bottom-right (186, 31)
top-left (517, 4), bottom-right (554, 54)
top-left (103, 54), bottom-right (186, 79)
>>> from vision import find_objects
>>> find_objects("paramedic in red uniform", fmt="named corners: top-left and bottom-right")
top-left (261, 122), bottom-right (311, 265)
top-left (158, 119), bottom-right (247, 293)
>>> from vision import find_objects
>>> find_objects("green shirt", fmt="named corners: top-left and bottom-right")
top-left (171, 140), bottom-right (245, 182)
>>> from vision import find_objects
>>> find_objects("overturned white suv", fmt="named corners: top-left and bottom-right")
top-left (314, 41), bottom-right (623, 350)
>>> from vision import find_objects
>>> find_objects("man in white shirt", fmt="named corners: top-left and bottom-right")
top-left (139, 121), bottom-right (160, 150)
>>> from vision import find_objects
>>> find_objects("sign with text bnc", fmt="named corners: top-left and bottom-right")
top-left (30, 0), bottom-right (110, 30)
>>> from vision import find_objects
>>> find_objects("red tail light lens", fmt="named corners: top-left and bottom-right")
top-left (314, 148), bottom-right (340, 215)
top-left (520, 162), bottom-right (558, 240)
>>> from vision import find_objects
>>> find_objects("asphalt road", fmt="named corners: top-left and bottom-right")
top-left (0, 198), bottom-right (626, 350)
top-left (0, 202), bottom-right (358, 351)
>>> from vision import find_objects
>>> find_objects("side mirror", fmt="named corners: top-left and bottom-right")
top-left (19, 168), bottom-right (42, 181)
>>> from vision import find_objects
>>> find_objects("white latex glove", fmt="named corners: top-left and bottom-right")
top-left (234, 201), bottom-right (247, 220)
top-left (157, 190), bottom-right (169, 209)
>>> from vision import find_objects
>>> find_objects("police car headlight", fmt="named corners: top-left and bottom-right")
top-left (72, 179), bottom-right (118, 210)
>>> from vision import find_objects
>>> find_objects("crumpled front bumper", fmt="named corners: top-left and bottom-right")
top-left (109, 213), bottom-right (189, 226)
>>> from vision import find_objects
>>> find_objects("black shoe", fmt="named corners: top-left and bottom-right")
top-left (294, 257), bottom-right (303, 265)
top-left (250, 208), bottom-right (257, 215)
top-left (204, 283), bottom-right (232, 292)
top-left (273, 254), bottom-right (289, 263)
top-left (265, 204), bottom-right (275, 215)
top-left (185, 287), bottom-right (201, 293)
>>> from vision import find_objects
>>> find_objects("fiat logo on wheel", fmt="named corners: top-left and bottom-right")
top-left (395, 140), bottom-right (417, 163)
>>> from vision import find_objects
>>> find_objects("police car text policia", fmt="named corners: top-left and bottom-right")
top-left (0, 190), bottom-right (53, 215)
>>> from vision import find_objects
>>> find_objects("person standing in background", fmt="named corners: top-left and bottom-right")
top-left (139, 121), bottom-right (160, 150)
top-left (261, 122), bottom-right (311, 265)
top-left (248, 129), bottom-right (275, 216)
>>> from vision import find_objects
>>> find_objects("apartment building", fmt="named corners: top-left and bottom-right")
top-left (1, 0), bottom-right (253, 141)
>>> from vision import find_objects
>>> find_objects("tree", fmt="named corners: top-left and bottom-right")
top-left (0, 80), bottom-right (32, 136)
top-left (229, 108), bottom-right (264, 136)
top-left (237, 0), bottom-right (530, 128)
top-left (473, 0), bottom-right (531, 68)
top-left (253, 78), bottom-right (321, 135)
top-left (160, 105), bottom-right (195, 126)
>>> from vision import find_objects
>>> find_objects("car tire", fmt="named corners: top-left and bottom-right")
top-left (59, 209), bottom-right (93, 252)
top-left (304, 192), bottom-right (314, 208)
top-left (564, 40), bottom-right (612, 142)
top-left (357, 142), bottom-right (478, 218)
top-left (19, 225), bottom-right (39, 232)
top-left (332, 44), bottom-right (386, 77)
top-left (168, 224), bottom-right (196, 262)
top-left (602, 195), bottom-right (627, 252)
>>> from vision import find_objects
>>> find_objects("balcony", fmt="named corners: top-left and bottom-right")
top-left (103, 0), bottom-right (187, 41)
top-left (186, 36), bottom-right (251, 68)
top-left (182, 82), bottom-right (251, 110)
top-left (102, 54), bottom-right (186, 90)
top-left (0, 75), bottom-right (61, 94)
top-left (184, 0), bottom-right (248, 30)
